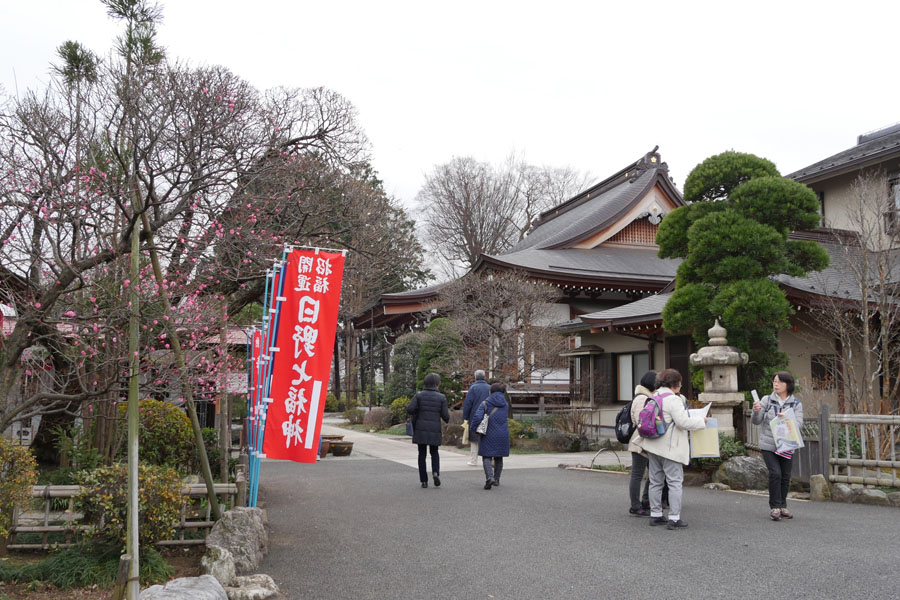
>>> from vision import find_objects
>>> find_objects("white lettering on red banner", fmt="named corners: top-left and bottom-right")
top-left (263, 250), bottom-right (345, 463)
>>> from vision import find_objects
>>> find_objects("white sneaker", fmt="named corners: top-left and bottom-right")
top-left (467, 458), bottom-right (478, 466)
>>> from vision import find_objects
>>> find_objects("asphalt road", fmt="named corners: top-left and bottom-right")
top-left (257, 433), bottom-right (900, 600)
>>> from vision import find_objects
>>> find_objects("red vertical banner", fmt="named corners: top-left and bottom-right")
top-left (263, 249), bottom-right (345, 462)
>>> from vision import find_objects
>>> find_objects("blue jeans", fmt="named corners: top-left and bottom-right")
top-left (482, 457), bottom-right (503, 482)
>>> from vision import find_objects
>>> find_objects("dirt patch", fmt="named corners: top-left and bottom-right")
top-left (0, 546), bottom-right (203, 600)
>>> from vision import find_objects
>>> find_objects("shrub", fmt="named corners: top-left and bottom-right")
top-left (0, 545), bottom-right (172, 588)
top-left (325, 392), bottom-right (339, 412)
top-left (75, 462), bottom-right (182, 548)
top-left (0, 436), bottom-right (38, 538)
top-left (343, 408), bottom-right (365, 424)
top-left (200, 427), bottom-right (221, 472)
top-left (117, 399), bottom-right (194, 471)
top-left (363, 407), bottom-right (392, 430)
top-left (693, 433), bottom-right (747, 470)
top-left (508, 419), bottom-right (523, 441)
top-left (389, 396), bottom-right (411, 424)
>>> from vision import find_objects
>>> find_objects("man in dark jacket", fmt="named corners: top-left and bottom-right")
top-left (407, 373), bottom-right (450, 488)
top-left (462, 370), bottom-right (490, 465)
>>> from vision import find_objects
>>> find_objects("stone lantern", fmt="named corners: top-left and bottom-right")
top-left (688, 320), bottom-right (748, 437)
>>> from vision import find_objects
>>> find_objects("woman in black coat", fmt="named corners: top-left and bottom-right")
top-left (470, 382), bottom-right (510, 490)
top-left (407, 372), bottom-right (450, 488)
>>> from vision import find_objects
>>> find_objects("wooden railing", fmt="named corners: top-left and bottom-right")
top-left (7, 483), bottom-right (239, 551)
top-left (743, 405), bottom-right (900, 486)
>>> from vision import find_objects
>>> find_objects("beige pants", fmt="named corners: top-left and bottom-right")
top-left (469, 439), bottom-right (479, 459)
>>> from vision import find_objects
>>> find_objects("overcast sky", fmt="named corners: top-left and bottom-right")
top-left (3, 1), bottom-right (899, 216)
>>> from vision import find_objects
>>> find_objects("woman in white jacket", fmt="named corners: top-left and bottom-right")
top-left (640, 368), bottom-right (707, 530)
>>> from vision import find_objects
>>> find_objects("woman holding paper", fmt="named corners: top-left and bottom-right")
top-left (640, 369), bottom-right (707, 530)
top-left (752, 371), bottom-right (804, 521)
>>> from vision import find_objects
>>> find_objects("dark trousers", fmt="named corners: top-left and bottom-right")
top-left (417, 444), bottom-right (440, 482)
top-left (762, 450), bottom-right (793, 509)
top-left (630, 453), bottom-right (668, 510)
top-left (482, 456), bottom-right (503, 482)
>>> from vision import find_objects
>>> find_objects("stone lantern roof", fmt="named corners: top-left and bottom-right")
top-left (689, 320), bottom-right (748, 367)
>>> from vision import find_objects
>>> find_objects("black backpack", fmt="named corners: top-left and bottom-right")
top-left (614, 401), bottom-right (635, 444)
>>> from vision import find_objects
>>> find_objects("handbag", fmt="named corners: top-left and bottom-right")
top-left (405, 418), bottom-right (414, 436)
top-left (475, 402), bottom-right (499, 435)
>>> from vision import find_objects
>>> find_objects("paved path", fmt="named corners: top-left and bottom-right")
top-left (257, 425), bottom-right (900, 600)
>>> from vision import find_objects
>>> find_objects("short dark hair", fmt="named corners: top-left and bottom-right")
top-left (490, 382), bottom-right (506, 394)
top-left (655, 368), bottom-right (682, 389)
top-left (774, 371), bottom-right (795, 395)
top-left (639, 370), bottom-right (658, 391)
top-left (424, 373), bottom-right (441, 388)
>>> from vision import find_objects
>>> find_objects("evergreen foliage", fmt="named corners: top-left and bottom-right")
top-left (115, 399), bottom-right (195, 471)
top-left (415, 318), bottom-right (463, 402)
top-left (384, 332), bottom-right (425, 401)
top-left (658, 151), bottom-right (829, 388)
top-left (0, 437), bottom-right (38, 538)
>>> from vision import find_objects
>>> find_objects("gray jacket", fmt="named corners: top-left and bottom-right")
top-left (751, 393), bottom-right (804, 452)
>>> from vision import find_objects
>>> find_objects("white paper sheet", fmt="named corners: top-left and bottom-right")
top-left (687, 403), bottom-right (711, 421)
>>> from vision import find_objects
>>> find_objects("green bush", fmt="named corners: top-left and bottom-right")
top-left (693, 433), bottom-right (747, 470)
top-left (508, 419), bottom-right (523, 441)
top-left (117, 399), bottom-right (194, 471)
top-left (363, 407), bottom-right (392, 430)
top-left (343, 408), bottom-right (365, 424)
top-left (0, 436), bottom-right (38, 538)
top-left (75, 462), bottom-right (182, 548)
top-left (0, 545), bottom-right (172, 588)
top-left (325, 392), bottom-right (339, 412)
top-left (389, 396), bottom-right (411, 424)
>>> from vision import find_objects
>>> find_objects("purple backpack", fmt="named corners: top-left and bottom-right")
top-left (636, 392), bottom-right (673, 439)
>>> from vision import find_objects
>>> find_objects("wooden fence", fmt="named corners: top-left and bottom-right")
top-left (7, 483), bottom-right (240, 551)
top-left (742, 404), bottom-right (900, 486)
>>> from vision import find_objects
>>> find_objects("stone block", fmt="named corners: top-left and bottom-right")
top-left (206, 507), bottom-right (268, 574)
top-left (140, 575), bottom-right (227, 599)
top-left (856, 488), bottom-right (890, 506)
top-left (831, 483), bottom-right (854, 502)
top-left (712, 455), bottom-right (768, 490)
top-left (225, 574), bottom-right (280, 600)
top-left (809, 474), bottom-right (831, 501)
top-left (201, 545), bottom-right (236, 587)
top-left (887, 492), bottom-right (900, 508)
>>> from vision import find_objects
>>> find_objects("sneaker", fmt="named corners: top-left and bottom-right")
top-left (649, 516), bottom-right (667, 526)
top-left (770, 508), bottom-right (781, 521)
top-left (421, 481), bottom-right (428, 489)
top-left (629, 508), bottom-right (651, 517)
top-left (492, 479), bottom-right (500, 487)
top-left (467, 458), bottom-right (478, 466)
top-left (666, 519), bottom-right (688, 530)
top-left (433, 474), bottom-right (441, 487)
top-left (779, 508), bottom-right (793, 519)
top-left (484, 479), bottom-right (494, 490)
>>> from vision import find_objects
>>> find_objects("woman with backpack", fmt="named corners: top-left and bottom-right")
top-left (470, 382), bottom-right (510, 490)
top-left (751, 371), bottom-right (804, 521)
top-left (627, 370), bottom-right (657, 516)
top-left (640, 368), bottom-right (707, 530)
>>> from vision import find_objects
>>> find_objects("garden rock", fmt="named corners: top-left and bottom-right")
top-left (888, 492), bottom-right (900, 508)
top-left (809, 474), bottom-right (830, 501)
top-left (856, 488), bottom-right (890, 506)
top-left (225, 574), bottom-right (281, 600)
top-left (201, 545), bottom-right (236, 587)
top-left (712, 455), bottom-right (767, 490)
top-left (206, 507), bottom-right (268, 574)
top-left (703, 482), bottom-right (731, 491)
top-left (140, 575), bottom-right (227, 599)
top-left (831, 482), bottom-right (854, 502)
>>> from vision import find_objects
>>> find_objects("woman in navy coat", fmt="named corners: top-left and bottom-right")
top-left (470, 382), bottom-right (510, 489)
top-left (407, 372), bottom-right (450, 488)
